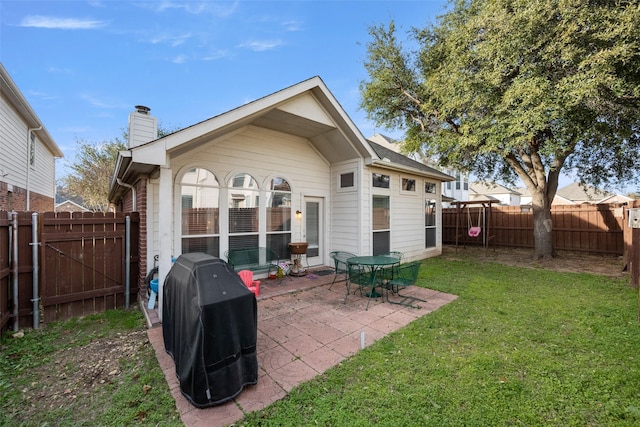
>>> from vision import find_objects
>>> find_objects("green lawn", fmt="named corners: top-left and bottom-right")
top-left (2, 254), bottom-right (638, 426)
top-left (241, 255), bottom-right (640, 426)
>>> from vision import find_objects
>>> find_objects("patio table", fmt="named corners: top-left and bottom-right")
top-left (347, 255), bottom-right (399, 299)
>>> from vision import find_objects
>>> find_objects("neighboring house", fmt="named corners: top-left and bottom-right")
top-left (368, 133), bottom-right (468, 205)
top-left (0, 63), bottom-right (63, 212)
top-left (515, 186), bottom-right (532, 205)
top-left (108, 77), bottom-right (453, 314)
top-left (55, 199), bottom-right (91, 213)
top-left (554, 182), bottom-right (616, 205)
top-left (469, 181), bottom-right (521, 206)
top-left (518, 182), bottom-right (633, 205)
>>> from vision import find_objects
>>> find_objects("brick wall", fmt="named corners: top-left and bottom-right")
top-left (0, 182), bottom-right (54, 211)
top-left (114, 178), bottom-right (149, 295)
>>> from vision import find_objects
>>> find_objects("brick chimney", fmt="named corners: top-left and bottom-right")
top-left (128, 105), bottom-right (158, 148)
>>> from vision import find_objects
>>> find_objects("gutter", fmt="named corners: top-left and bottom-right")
top-left (116, 178), bottom-right (136, 211)
top-left (370, 159), bottom-right (455, 182)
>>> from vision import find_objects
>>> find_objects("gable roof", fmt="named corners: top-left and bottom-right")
top-left (470, 181), bottom-right (520, 196)
top-left (110, 76), bottom-right (453, 201)
top-left (367, 140), bottom-right (453, 181)
top-left (556, 182), bottom-right (613, 203)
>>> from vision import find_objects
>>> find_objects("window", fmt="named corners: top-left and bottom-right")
top-left (456, 174), bottom-right (461, 190)
top-left (180, 168), bottom-right (220, 257)
top-left (266, 177), bottom-right (292, 257)
top-left (372, 173), bottom-right (390, 189)
top-left (29, 132), bottom-right (36, 167)
top-left (340, 172), bottom-right (354, 189)
top-left (425, 198), bottom-right (437, 248)
top-left (425, 182), bottom-right (436, 194)
top-left (402, 178), bottom-right (416, 192)
top-left (229, 173), bottom-right (259, 250)
top-left (372, 195), bottom-right (390, 255)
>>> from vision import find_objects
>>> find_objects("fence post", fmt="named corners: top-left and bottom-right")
top-left (125, 215), bottom-right (130, 309)
top-left (11, 212), bottom-right (18, 331)
top-left (31, 212), bottom-right (40, 329)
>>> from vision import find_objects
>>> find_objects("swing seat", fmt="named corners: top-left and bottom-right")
top-left (468, 226), bottom-right (481, 237)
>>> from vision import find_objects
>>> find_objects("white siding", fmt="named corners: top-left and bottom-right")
top-left (0, 93), bottom-right (29, 187)
top-left (170, 125), bottom-right (332, 259)
top-left (368, 166), bottom-right (444, 261)
top-left (330, 160), bottom-right (362, 255)
top-left (1, 90), bottom-right (57, 198)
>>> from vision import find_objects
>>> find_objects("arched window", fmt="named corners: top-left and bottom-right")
top-left (266, 177), bottom-right (292, 257)
top-left (180, 168), bottom-right (220, 257)
top-left (228, 173), bottom-right (259, 250)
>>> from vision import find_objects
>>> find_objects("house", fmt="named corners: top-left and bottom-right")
top-left (0, 63), bottom-right (63, 211)
top-left (552, 182), bottom-right (636, 205)
top-left (518, 182), bottom-right (633, 206)
top-left (368, 133), bottom-right (468, 204)
top-left (108, 77), bottom-right (453, 318)
top-left (469, 181), bottom-right (521, 206)
top-left (54, 199), bottom-right (91, 213)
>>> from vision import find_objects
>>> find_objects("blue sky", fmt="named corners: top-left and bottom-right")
top-left (1, 0), bottom-right (449, 180)
top-left (2, 1), bottom-right (636, 194)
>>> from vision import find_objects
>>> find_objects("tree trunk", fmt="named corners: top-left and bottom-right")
top-left (531, 191), bottom-right (555, 260)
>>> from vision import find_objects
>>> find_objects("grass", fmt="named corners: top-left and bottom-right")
top-left (1, 254), bottom-right (639, 426)
top-left (0, 307), bottom-right (180, 426)
top-left (240, 255), bottom-right (640, 426)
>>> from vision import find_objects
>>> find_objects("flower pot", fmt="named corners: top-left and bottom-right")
top-left (288, 242), bottom-right (308, 254)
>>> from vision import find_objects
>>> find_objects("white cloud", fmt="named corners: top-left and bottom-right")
top-left (171, 54), bottom-right (188, 64)
top-left (154, 1), bottom-right (207, 14)
top-left (150, 32), bottom-right (193, 47)
top-left (79, 93), bottom-right (126, 109)
top-left (237, 39), bottom-right (283, 52)
top-left (20, 16), bottom-right (106, 30)
top-left (282, 20), bottom-right (303, 32)
top-left (202, 50), bottom-right (230, 61)
top-left (27, 90), bottom-right (58, 101)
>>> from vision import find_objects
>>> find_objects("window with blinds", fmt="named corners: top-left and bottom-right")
top-left (372, 195), bottom-right (390, 255)
top-left (180, 168), bottom-right (220, 257)
top-left (266, 177), bottom-right (292, 256)
top-left (229, 172), bottom-right (259, 250)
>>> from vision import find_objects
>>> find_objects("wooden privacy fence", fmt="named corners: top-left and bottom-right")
top-left (443, 203), bottom-right (628, 255)
top-left (0, 211), bottom-right (139, 334)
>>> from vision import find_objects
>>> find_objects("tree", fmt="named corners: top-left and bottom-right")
top-left (61, 125), bottom-right (176, 212)
top-left (360, 0), bottom-right (640, 259)
top-left (62, 138), bottom-right (126, 212)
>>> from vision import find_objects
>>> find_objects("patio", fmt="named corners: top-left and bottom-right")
top-left (144, 268), bottom-right (457, 427)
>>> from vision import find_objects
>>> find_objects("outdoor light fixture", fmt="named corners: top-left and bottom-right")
top-left (295, 210), bottom-right (302, 217)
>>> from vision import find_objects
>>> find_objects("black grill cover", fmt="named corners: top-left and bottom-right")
top-left (162, 253), bottom-right (258, 407)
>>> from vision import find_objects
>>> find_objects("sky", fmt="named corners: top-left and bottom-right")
top-left (2, 0), bottom-right (450, 180)
top-left (1, 1), bottom-right (636, 194)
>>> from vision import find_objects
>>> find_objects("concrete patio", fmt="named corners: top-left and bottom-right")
top-left (144, 268), bottom-right (457, 427)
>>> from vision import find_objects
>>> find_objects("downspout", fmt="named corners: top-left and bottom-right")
top-left (116, 178), bottom-right (136, 211)
top-left (125, 215), bottom-right (131, 309)
top-left (26, 126), bottom-right (42, 211)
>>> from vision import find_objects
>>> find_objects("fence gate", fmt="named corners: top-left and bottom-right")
top-left (1, 211), bottom-right (139, 334)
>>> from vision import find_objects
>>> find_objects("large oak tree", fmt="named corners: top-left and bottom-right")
top-left (360, 0), bottom-right (640, 259)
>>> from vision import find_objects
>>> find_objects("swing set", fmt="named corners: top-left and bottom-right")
top-left (451, 200), bottom-right (497, 254)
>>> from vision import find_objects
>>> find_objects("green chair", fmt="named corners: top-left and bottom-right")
top-left (329, 251), bottom-right (357, 289)
top-left (386, 261), bottom-right (426, 308)
top-left (345, 261), bottom-right (379, 310)
top-left (380, 251), bottom-right (404, 281)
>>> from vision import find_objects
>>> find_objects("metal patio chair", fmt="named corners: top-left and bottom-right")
top-left (385, 261), bottom-right (426, 308)
top-left (328, 250), bottom-right (357, 289)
